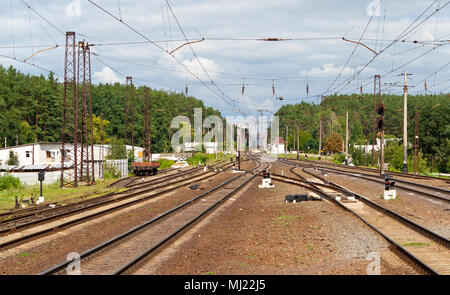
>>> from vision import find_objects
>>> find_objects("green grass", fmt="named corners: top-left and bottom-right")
top-left (185, 152), bottom-right (229, 166)
top-left (0, 178), bottom-right (121, 213)
top-left (402, 242), bottom-right (430, 248)
top-left (158, 159), bottom-right (175, 169)
top-left (272, 212), bottom-right (297, 226)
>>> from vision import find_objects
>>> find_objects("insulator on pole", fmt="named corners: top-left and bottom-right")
top-left (185, 83), bottom-right (188, 95)
top-left (424, 80), bottom-right (427, 91)
top-left (272, 80), bottom-right (275, 96)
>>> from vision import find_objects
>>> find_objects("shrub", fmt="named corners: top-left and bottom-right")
top-left (332, 153), bottom-right (345, 164)
top-left (104, 165), bottom-right (121, 180)
top-left (0, 174), bottom-right (22, 191)
top-left (7, 152), bottom-right (19, 165)
top-left (158, 159), bottom-right (175, 169)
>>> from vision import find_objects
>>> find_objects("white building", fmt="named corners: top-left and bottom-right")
top-left (353, 138), bottom-right (401, 153)
top-left (0, 142), bottom-right (144, 185)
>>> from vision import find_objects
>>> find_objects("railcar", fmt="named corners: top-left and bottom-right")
top-left (131, 162), bottom-right (160, 176)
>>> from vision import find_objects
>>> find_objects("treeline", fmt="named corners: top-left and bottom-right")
top-left (0, 65), bottom-right (221, 152)
top-left (276, 93), bottom-right (450, 173)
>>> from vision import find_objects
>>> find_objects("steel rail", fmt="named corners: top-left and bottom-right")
top-left (0, 162), bottom-right (233, 230)
top-left (290, 158), bottom-right (450, 182)
top-left (274, 168), bottom-right (442, 275)
top-left (40, 160), bottom-right (266, 275)
top-left (0, 163), bottom-right (236, 248)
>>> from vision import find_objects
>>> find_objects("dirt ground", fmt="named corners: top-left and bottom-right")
top-left (151, 172), bottom-right (416, 275)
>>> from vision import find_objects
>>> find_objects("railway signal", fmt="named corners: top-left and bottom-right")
top-left (383, 174), bottom-right (396, 199)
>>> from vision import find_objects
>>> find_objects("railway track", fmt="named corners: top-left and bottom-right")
top-left (0, 161), bottom-right (236, 249)
top-left (279, 159), bottom-right (450, 204)
top-left (288, 158), bottom-right (450, 182)
top-left (0, 161), bottom-right (231, 230)
top-left (275, 159), bottom-right (450, 275)
top-left (40, 159), bottom-right (268, 275)
top-left (310, 166), bottom-right (449, 203)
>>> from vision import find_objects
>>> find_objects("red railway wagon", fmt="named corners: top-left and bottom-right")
top-left (131, 162), bottom-right (160, 176)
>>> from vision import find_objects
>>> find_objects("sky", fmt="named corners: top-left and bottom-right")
top-left (0, 0), bottom-right (449, 117)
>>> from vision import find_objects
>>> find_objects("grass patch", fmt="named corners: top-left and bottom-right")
top-left (0, 178), bottom-right (121, 213)
top-left (202, 271), bottom-right (216, 275)
top-left (402, 242), bottom-right (430, 248)
top-left (17, 252), bottom-right (30, 258)
top-left (272, 212), bottom-right (297, 226)
top-left (158, 159), bottom-right (175, 170)
top-left (307, 245), bottom-right (314, 251)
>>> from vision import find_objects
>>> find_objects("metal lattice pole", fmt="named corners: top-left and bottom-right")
top-left (78, 41), bottom-right (90, 183)
top-left (143, 87), bottom-right (152, 162)
top-left (61, 32), bottom-right (77, 187)
top-left (87, 43), bottom-right (95, 184)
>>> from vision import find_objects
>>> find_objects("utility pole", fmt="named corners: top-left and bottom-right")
top-left (345, 111), bottom-right (349, 165)
top-left (125, 77), bottom-right (134, 158)
top-left (318, 120), bottom-right (322, 160)
top-left (374, 75), bottom-right (384, 175)
top-left (237, 125), bottom-right (241, 171)
top-left (372, 79), bottom-right (376, 167)
top-left (61, 32), bottom-right (77, 188)
top-left (285, 125), bottom-right (288, 159)
top-left (414, 111), bottom-right (419, 175)
top-left (401, 69), bottom-right (411, 174)
top-left (318, 96), bottom-right (323, 160)
top-left (143, 87), bottom-right (152, 162)
top-left (296, 126), bottom-right (300, 160)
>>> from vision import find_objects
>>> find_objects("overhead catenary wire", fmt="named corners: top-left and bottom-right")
top-left (87, 0), bottom-right (241, 113)
top-left (328, 0), bottom-right (448, 95)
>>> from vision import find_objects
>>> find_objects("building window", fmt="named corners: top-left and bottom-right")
top-left (26, 151), bottom-right (31, 158)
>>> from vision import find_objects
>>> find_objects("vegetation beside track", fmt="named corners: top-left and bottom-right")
top-left (0, 178), bottom-right (123, 213)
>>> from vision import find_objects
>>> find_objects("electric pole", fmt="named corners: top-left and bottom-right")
top-left (296, 126), bottom-right (300, 160)
top-left (345, 111), bottom-right (349, 165)
top-left (414, 111), bottom-right (419, 175)
top-left (318, 96), bottom-right (323, 160)
top-left (374, 75), bottom-right (384, 175)
top-left (285, 125), bottom-right (288, 159)
top-left (401, 69), bottom-right (412, 174)
top-left (318, 120), bottom-right (322, 160)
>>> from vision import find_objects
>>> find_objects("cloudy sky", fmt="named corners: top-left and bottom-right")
top-left (0, 0), bottom-right (449, 116)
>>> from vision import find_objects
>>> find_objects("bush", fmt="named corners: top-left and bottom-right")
top-left (186, 153), bottom-right (212, 166)
top-left (158, 159), bottom-right (175, 169)
top-left (350, 146), bottom-right (364, 166)
top-left (0, 174), bottom-right (22, 190)
top-left (332, 153), bottom-right (345, 164)
top-left (104, 165), bottom-right (121, 180)
top-left (7, 152), bottom-right (19, 165)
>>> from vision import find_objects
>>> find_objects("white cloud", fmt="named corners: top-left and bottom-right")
top-left (93, 67), bottom-right (122, 84)
top-left (178, 56), bottom-right (222, 81)
top-left (299, 63), bottom-right (376, 77)
top-left (300, 63), bottom-right (356, 77)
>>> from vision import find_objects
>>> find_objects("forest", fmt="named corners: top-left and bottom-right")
top-left (0, 65), bottom-right (221, 154)
top-left (275, 92), bottom-right (450, 173)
